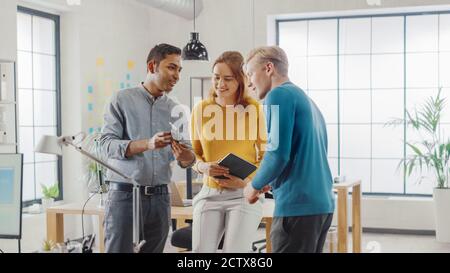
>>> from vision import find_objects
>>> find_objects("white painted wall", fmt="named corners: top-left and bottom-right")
top-left (0, 0), bottom-right (18, 61)
top-left (2, 0), bottom-right (450, 253)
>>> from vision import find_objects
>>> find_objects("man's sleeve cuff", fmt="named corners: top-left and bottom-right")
top-left (119, 140), bottom-right (132, 159)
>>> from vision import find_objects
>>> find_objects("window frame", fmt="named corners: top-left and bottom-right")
top-left (17, 6), bottom-right (62, 206)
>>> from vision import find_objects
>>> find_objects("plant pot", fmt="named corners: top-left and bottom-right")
top-left (41, 198), bottom-right (55, 211)
top-left (433, 188), bottom-right (450, 243)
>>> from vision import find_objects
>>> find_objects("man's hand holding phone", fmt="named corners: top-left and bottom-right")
top-left (147, 132), bottom-right (172, 150)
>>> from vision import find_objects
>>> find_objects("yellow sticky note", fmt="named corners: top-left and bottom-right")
top-left (127, 60), bottom-right (135, 70)
top-left (96, 58), bottom-right (105, 66)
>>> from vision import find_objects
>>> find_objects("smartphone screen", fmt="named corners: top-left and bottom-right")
top-left (169, 122), bottom-right (182, 142)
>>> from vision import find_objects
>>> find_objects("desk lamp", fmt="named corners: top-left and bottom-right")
top-left (35, 133), bottom-right (146, 253)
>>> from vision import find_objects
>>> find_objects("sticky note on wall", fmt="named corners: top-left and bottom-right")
top-left (96, 58), bottom-right (105, 66)
top-left (128, 61), bottom-right (135, 70)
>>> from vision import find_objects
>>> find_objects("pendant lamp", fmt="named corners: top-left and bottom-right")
top-left (182, 0), bottom-right (209, 61)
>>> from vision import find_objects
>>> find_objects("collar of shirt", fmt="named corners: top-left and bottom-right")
top-left (139, 82), bottom-right (166, 103)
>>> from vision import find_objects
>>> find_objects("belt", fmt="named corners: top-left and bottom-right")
top-left (108, 182), bottom-right (169, 196)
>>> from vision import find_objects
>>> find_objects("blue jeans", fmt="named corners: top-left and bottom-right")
top-left (104, 189), bottom-right (171, 253)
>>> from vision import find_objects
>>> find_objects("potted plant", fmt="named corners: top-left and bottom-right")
top-left (388, 88), bottom-right (450, 242)
top-left (83, 133), bottom-right (108, 207)
top-left (41, 183), bottom-right (59, 210)
top-left (41, 239), bottom-right (56, 253)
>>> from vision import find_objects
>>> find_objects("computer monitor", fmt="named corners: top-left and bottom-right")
top-left (0, 154), bottom-right (23, 241)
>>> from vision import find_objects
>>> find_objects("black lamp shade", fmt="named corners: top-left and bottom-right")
top-left (182, 32), bottom-right (209, 61)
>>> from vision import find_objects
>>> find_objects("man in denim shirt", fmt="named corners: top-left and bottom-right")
top-left (100, 44), bottom-right (195, 253)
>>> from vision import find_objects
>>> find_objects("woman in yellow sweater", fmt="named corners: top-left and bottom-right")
top-left (191, 51), bottom-right (267, 253)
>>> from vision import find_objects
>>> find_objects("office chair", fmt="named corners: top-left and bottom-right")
top-left (252, 238), bottom-right (267, 253)
top-left (170, 223), bottom-right (225, 251)
top-left (171, 224), bottom-right (193, 250)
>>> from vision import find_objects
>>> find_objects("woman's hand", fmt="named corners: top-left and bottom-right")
top-left (197, 161), bottom-right (229, 178)
top-left (216, 174), bottom-right (248, 189)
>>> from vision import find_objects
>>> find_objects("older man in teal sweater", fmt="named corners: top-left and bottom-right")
top-left (244, 46), bottom-right (335, 253)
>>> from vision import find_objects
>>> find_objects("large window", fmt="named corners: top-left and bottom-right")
top-left (278, 11), bottom-right (450, 195)
top-left (17, 7), bottom-right (61, 203)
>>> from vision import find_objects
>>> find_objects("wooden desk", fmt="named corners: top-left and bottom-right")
top-left (46, 203), bottom-right (105, 253)
top-left (334, 180), bottom-right (362, 253)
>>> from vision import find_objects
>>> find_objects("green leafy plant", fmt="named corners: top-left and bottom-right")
top-left (42, 239), bottom-right (56, 252)
top-left (87, 161), bottom-right (107, 194)
top-left (89, 161), bottom-right (100, 173)
top-left (82, 133), bottom-right (108, 194)
top-left (41, 183), bottom-right (59, 199)
top-left (387, 88), bottom-right (450, 189)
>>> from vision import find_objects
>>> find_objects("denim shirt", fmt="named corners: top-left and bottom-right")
top-left (99, 85), bottom-right (191, 186)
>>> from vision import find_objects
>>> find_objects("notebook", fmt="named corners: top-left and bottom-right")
top-left (214, 153), bottom-right (258, 180)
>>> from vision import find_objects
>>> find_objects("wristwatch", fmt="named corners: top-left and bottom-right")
top-left (178, 157), bottom-right (196, 169)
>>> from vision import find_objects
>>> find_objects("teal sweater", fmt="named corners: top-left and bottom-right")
top-left (252, 82), bottom-right (335, 217)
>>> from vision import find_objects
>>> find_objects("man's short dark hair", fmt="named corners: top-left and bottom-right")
top-left (147, 44), bottom-right (182, 65)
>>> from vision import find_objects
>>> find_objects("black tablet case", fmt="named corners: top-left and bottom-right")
top-left (214, 153), bottom-right (257, 180)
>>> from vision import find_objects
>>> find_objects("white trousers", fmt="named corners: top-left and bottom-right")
top-left (192, 185), bottom-right (263, 253)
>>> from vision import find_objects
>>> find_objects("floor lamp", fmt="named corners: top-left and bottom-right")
top-left (35, 133), bottom-right (146, 253)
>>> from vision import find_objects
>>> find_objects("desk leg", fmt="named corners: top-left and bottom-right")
top-left (47, 212), bottom-right (64, 244)
top-left (265, 218), bottom-right (272, 253)
top-left (337, 188), bottom-right (348, 253)
top-left (352, 184), bottom-right (362, 253)
top-left (98, 214), bottom-right (105, 253)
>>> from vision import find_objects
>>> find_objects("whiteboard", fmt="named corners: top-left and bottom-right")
top-left (0, 154), bottom-right (23, 239)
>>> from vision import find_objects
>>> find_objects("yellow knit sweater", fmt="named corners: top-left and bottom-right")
top-left (191, 97), bottom-right (267, 189)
